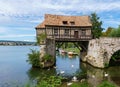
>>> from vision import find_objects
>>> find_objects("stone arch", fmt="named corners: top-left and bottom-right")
top-left (108, 45), bottom-right (120, 65)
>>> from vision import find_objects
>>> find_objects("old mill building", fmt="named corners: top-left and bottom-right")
top-left (35, 14), bottom-right (92, 42)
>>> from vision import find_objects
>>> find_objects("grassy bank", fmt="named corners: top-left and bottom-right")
top-left (64, 47), bottom-right (80, 55)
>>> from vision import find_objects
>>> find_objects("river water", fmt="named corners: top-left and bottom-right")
top-left (0, 46), bottom-right (120, 87)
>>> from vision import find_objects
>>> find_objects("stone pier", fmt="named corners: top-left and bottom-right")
top-left (41, 37), bottom-right (120, 68)
top-left (46, 38), bottom-right (56, 58)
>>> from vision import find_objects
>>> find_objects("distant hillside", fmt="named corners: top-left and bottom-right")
top-left (0, 40), bottom-right (37, 46)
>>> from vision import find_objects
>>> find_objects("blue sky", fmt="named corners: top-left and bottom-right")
top-left (0, 0), bottom-right (120, 41)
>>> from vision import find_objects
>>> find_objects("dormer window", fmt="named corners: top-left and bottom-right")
top-left (63, 21), bottom-right (68, 25)
top-left (70, 21), bottom-right (75, 25)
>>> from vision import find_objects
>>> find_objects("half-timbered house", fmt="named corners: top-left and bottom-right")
top-left (35, 14), bottom-right (92, 42)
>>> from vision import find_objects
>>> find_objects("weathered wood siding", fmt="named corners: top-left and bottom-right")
top-left (36, 26), bottom-right (92, 41)
top-left (36, 28), bottom-right (45, 35)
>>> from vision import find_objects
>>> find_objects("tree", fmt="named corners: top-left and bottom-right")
top-left (109, 26), bottom-right (120, 37)
top-left (90, 13), bottom-right (104, 38)
top-left (102, 27), bottom-right (113, 37)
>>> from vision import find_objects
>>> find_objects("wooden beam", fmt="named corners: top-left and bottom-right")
top-left (59, 27), bottom-right (60, 38)
top-left (56, 42), bottom-right (64, 49)
top-left (52, 27), bottom-right (53, 38)
top-left (73, 42), bottom-right (81, 51)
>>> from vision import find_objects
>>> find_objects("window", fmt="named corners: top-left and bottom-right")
top-left (81, 30), bottom-right (86, 35)
top-left (64, 29), bottom-right (69, 36)
top-left (54, 28), bottom-right (58, 36)
top-left (63, 21), bottom-right (68, 25)
top-left (70, 21), bottom-right (75, 25)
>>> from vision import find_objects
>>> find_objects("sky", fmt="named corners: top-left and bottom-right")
top-left (0, 0), bottom-right (120, 41)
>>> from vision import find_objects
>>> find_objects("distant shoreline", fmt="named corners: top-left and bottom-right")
top-left (0, 40), bottom-right (37, 46)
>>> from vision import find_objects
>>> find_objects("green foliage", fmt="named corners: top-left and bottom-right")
top-left (70, 83), bottom-right (80, 87)
top-left (90, 13), bottom-right (104, 38)
top-left (65, 47), bottom-right (80, 54)
top-left (111, 50), bottom-right (120, 61)
top-left (102, 27), bottom-right (113, 37)
top-left (37, 76), bottom-right (62, 87)
top-left (70, 82), bottom-right (89, 87)
top-left (57, 42), bottom-right (80, 54)
top-left (104, 63), bottom-right (109, 68)
top-left (58, 42), bottom-right (75, 49)
top-left (36, 33), bottom-right (47, 45)
top-left (27, 49), bottom-right (40, 67)
top-left (42, 54), bottom-right (54, 62)
top-left (109, 26), bottom-right (120, 37)
top-left (24, 82), bottom-right (35, 87)
top-left (67, 42), bottom-right (74, 48)
top-left (97, 81), bottom-right (117, 87)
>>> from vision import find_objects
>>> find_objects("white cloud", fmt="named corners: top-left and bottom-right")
top-left (0, 0), bottom-right (120, 40)
top-left (1, 0), bottom-right (120, 16)
top-left (0, 27), bottom-right (13, 34)
top-left (0, 0), bottom-right (120, 19)
top-left (0, 27), bottom-right (7, 33)
top-left (29, 19), bottom-right (43, 23)
top-left (0, 34), bottom-right (35, 38)
top-left (106, 20), bottom-right (120, 25)
top-left (0, 0), bottom-right (120, 25)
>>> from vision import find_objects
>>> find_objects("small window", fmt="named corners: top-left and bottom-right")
top-left (70, 21), bottom-right (75, 25)
top-left (54, 28), bottom-right (58, 36)
top-left (63, 21), bottom-right (68, 25)
top-left (82, 30), bottom-right (86, 35)
top-left (64, 29), bottom-right (69, 36)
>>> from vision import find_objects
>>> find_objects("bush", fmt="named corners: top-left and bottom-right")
top-left (37, 76), bottom-right (62, 87)
top-left (42, 54), bottom-right (54, 62)
top-left (27, 49), bottom-right (40, 67)
top-left (97, 81), bottom-right (117, 87)
top-left (109, 27), bottom-right (120, 37)
top-left (111, 50), bottom-right (120, 61)
top-left (70, 82), bottom-right (89, 87)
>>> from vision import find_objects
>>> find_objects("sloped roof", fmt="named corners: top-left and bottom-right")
top-left (36, 14), bottom-right (92, 28)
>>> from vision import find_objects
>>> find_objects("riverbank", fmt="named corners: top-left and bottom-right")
top-left (59, 47), bottom-right (80, 55)
top-left (0, 40), bottom-right (36, 46)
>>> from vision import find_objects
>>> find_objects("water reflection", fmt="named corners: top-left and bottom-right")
top-left (82, 63), bottom-right (105, 87)
top-left (56, 53), bottom-right (81, 77)
top-left (107, 67), bottom-right (120, 86)
top-left (81, 63), bottom-right (120, 87)
top-left (26, 53), bottom-right (120, 87)
top-left (27, 67), bottom-right (56, 81)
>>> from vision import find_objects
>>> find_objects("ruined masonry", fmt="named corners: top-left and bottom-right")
top-left (85, 37), bottom-right (120, 68)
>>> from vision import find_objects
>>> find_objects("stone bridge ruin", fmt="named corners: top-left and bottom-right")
top-left (85, 37), bottom-right (120, 68)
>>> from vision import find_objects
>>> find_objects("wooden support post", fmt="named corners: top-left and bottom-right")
top-left (73, 42), bottom-right (81, 51)
top-left (56, 42), bottom-right (64, 49)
